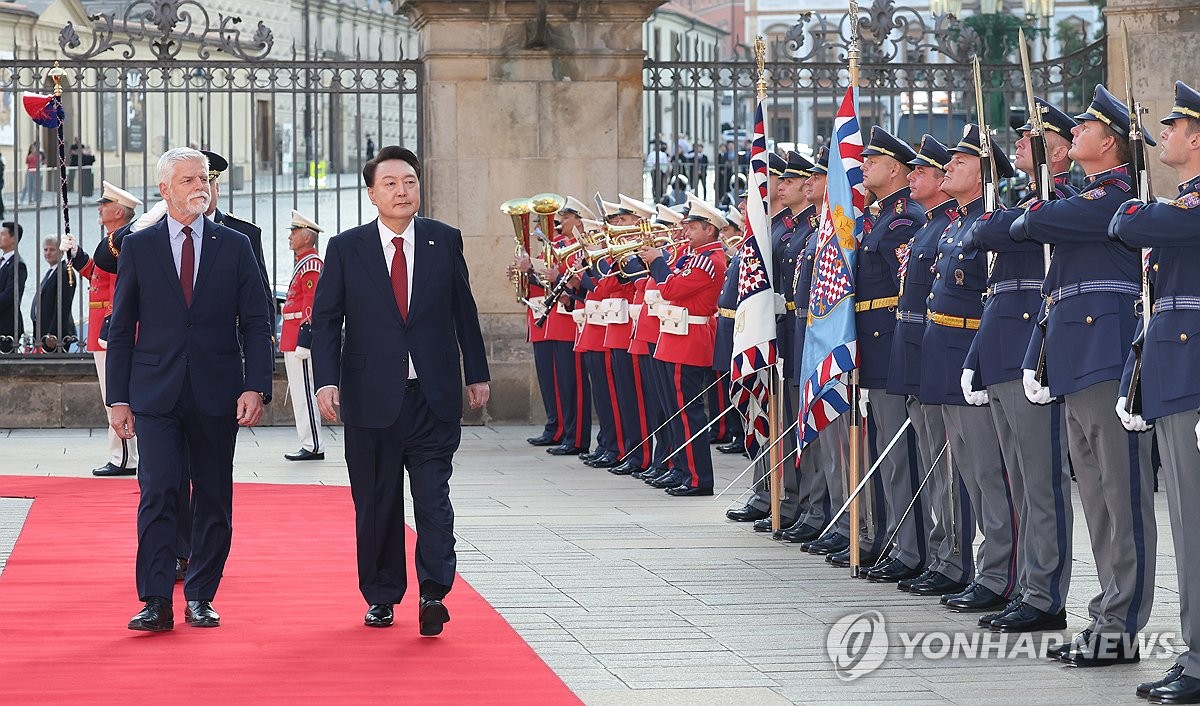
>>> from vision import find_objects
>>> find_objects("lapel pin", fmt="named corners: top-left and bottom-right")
top-left (428, 240), bottom-right (434, 245)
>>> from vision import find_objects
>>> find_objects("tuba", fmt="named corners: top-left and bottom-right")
top-left (529, 192), bottom-right (565, 267)
top-left (501, 197), bottom-right (534, 302)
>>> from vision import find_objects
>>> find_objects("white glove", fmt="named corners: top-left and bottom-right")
top-left (293, 346), bottom-right (311, 361)
top-left (1022, 369), bottom-right (1051, 405)
top-left (858, 388), bottom-right (870, 419)
top-left (961, 369), bottom-right (988, 406)
top-left (1195, 417), bottom-right (1200, 453)
top-left (1115, 396), bottom-right (1151, 432)
top-left (774, 292), bottom-right (787, 315)
top-left (132, 200), bottom-right (168, 232)
top-left (60, 234), bottom-right (78, 258)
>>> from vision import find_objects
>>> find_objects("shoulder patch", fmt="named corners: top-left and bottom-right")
top-left (889, 218), bottom-right (915, 231)
top-left (1169, 191), bottom-right (1200, 209)
top-left (1080, 186), bottom-right (1107, 200)
top-left (1098, 177), bottom-right (1133, 192)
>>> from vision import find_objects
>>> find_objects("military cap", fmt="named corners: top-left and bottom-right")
top-left (198, 149), bottom-right (229, 180)
top-left (907, 134), bottom-right (951, 171)
top-left (781, 150), bottom-right (814, 179)
top-left (861, 126), bottom-right (918, 165)
top-left (768, 152), bottom-right (787, 177)
top-left (597, 198), bottom-right (622, 220)
top-left (96, 181), bottom-right (143, 210)
top-left (682, 195), bottom-right (728, 229)
top-left (562, 195), bottom-right (597, 221)
top-left (950, 124), bottom-right (1016, 179)
top-left (655, 203), bottom-right (684, 225)
top-left (618, 193), bottom-right (656, 220)
top-left (1074, 84), bottom-right (1156, 146)
top-left (811, 145), bottom-right (831, 175)
top-left (580, 218), bottom-right (604, 233)
top-left (1162, 80), bottom-right (1200, 124)
top-left (722, 205), bottom-right (744, 231)
top-left (289, 209), bottom-right (322, 233)
top-left (1016, 97), bottom-right (1078, 138)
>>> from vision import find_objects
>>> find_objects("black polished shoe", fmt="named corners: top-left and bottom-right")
top-left (945, 584), bottom-right (1007, 612)
top-left (898, 568), bottom-right (934, 592)
top-left (642, 467), bottom-right (672, 484)
top-left (175, 557), bottom-right (188, 583)
top-left (650, 471), bottom-right (685, 489)
top-left (526, 434), bottom-right (559, 446)
top-left (990, 603), bottom-right (1067, 633)
top-left (585, 454), bottom-right (620, 469)
top-left (1048, 629), bottom-right (1092, 660)
top-left (910, 573), bottom-right (969, 597)
top-left (937, 580), bottom-right (978, 604)
top-left (804, 534), bottom-right (849, 555)
top-left (633, 466), bottom-right (668, 480)
top-left (1062, 633), bottom-right (1141, 667)
top-left (608, 461), bottom-right (642, 476)
top-left (1140, 664), bottom-right (1186, 698)
top-left (978, 599), bottom-right (1022, 627)
top-left (726, 504), bottom-right (769, 522)
top-left (364, 603), bottom-right (394, 628)
top-left (753, 516), bottom-right (796, 533)
top-left (827, 547), bottom-right (880, 568)
top-left (868, 559), bottom-right (923, 583)
top-left (419, 596), bottom-right (450, 637)
top-left (665, 485), bottom-right (713, 497)
top-left (546, 445), bottom-right (587, 456)
top-left (184, 600), bottom-right (220, 628)
top-left (716, 440), bottom-right (746, 454)
top-left (93, 462), bottom-right (136, 477)
top-left (780, 522), bottom-right (822, 544)
top-left (128, 597), bottom-right (173, 632)
top-left (284, 448), bottom-right (325, 461)
top-left (1149, 674), bottom-right (1200, 704)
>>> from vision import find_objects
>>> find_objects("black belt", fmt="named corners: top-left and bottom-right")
top-left (405, 378), bottom-right (420, 390)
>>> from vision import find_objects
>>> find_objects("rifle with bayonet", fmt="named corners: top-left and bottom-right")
top-left (973, 56), bottom-right (998, 215)
top-left (1121, 22), bottom-right (1154, 416)
top-left (1019, 28), bottom-right (1055, 387)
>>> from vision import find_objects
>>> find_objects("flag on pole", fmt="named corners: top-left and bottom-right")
top-left (22, 93), bottom-right (62, 128)
top-left (729, 94), bottom-right (776, 460)
top-left (797, 84), bottom-right (866, 448)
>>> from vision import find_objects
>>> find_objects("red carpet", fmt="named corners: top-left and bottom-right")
top-left (0, 476), bottom-right (580, 705)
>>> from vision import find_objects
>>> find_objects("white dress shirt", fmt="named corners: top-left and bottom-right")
top-left (379, 218), bottom-right (418, 380)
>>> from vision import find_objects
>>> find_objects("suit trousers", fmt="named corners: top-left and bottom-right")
top-left (907, 397), bottom-right (972, 584)
top-left (986, 379), bottom-right (1072, 613)
top-left (664, 362), bottom-right (715, 489)
top-left (134, 372), bottom-right (236, 602)
top-left (1156, 412), bottom-right (1200, 677)
top-left (283, 351), bottom-right (324, 453)
top-left (532, 340), bottom-right (562, 442)
top-left (941, 403), bottom-right (1017, 598)
top-left (93, 350), bottom-right (138, 469)
top-left (1064, 379), bottom-right (1155, 636)
top-left (343, 382), bottom-right (459, 605)
top-left (868, 389), bottom-right (928, 569)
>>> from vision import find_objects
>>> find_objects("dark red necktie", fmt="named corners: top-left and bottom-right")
top-left (390, 236), bottom-right (408, 319)
top-left (180, 225), bottom-right (194, 306)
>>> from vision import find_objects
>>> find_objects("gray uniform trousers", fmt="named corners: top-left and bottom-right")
top-left (796, 434), bottom-right (831, 530)
top-left (1156, 412), bottom-right (1200, 677)
top-left (812, 412), bottom-right (851, 539)
top-left (868, 389), bottom-right (928, 569)
top-left (748, 382), bottom-right (801, 518)
top-left (942, 403), bottom-right (1019, 598)
top-left (986, 379), bottom-right (1072, 613)
top-left (1064, 379), bottom-right (1155, 636)
top-left (908, 397), bottom-right (971, 583)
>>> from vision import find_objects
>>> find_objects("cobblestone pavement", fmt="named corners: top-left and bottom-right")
top-left (0, 424), bottom-right (1177, 704)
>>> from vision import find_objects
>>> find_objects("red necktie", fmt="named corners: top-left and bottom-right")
top-left (390, 236), bottom-right (408, 320)
top-left (180, 225), bottom-right (194, 306)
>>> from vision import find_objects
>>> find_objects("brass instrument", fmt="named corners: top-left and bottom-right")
top-left (529, 192), bottom-right (565, 267)
top-left (722, 232), bottom-right (745, 251)
top-left (501, 197), bottom-right (534, 303)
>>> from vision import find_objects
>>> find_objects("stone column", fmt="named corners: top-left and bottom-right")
top-left (394, 0), bottom-right (665, 424)
top-left (1106, 0), bottom-right (1200, 190)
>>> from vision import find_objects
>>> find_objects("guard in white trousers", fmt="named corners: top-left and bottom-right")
top-left (280, 210), bottom-right (325, 461)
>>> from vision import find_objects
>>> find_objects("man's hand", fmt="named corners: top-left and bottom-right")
top-left (293, 346), bottom-right (311, 361)
top-left (60, 234), bottom-right (78, 259)
top-left (467, 382), bottom-right (490, 410)
top-left (637, 246), bottom-right (664, 264)
top-left (110, 405), bottom-right (135, 439)
top-left (236, 391), bottom-right (265, 427)
top-left (317, 387), bottom-right (340, 421)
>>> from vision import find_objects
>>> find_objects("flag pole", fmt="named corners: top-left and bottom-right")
top-left (845, 0), bottom-right (863, 578)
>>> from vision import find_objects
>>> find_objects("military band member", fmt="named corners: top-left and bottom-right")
top-left (921, 125), bottom-right (1018, 613)
top-left (711, 201), bottom-right (745, 454)
top-left (855, 127), bottom-right (929, 583)
top-left (1012, 85), bottom-right (1156, 666)
top-left (200, 150), bottom-right (273, 326)
top-left (1111, 79), bottom-right (1200, 703)
top-left (280, 210), bottom-right (325, 461)
top-left (959, 99), bottom-right (1077, 632)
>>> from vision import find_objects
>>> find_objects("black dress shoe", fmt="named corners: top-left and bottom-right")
top-left (642, 467), bottom-right (671, 484)
top-left (827, 547), bottom-right (880, 568)
top-left (804, 534), bottom-right (849, 555)
top-left (364, 603), bottom-right (394, 628)
top-left (128, 597), bottom-right (173, 632)
top-left (944, 584), bottom-right (1007, 612)
top-left (753, 516), bottom-right (796, 533)
top-left (93, 462), bottom-right (136, 477)
top-left (990, 603), bottom-right (1067, 633)
top-left (780, 523), bottom-right (821, 543)
top-left (526, 434), bottom-right (559, 446)
top-left (716, 440), bottom-right (746, 454)
top-left (665, 485), bottom-right (713, 497)
top-left (586, 455), bottom-right (620, 468)
top-left (1149, 674), bottom-right (1200, 704)
top-left (868, 559), bottom-right (922, 583)
top-left (1048, 629), bottom-right (1092, 660)
top-left (726, 504), bottom-right (769, 522)
top-left (937, 580), bottom-right (978, 603)
top-left (1140, 664), bottom-right (1186, 698)
top-left (419, 596), bottom-right (450, 637)
top-left (184, 600), bottom-right (220, 627)
top-left (978, 598), bottom-right (1022, 627)
top-left (608, 461), bottom-right (642, 476)
top-left (633, 466), bottom-right (667, 480)
top-left (175, 557), bottom-right (188, 583)
top-left (898, 568), bottom-right (934, 592)
top-left (909, 574), bottom-right (968, 598)
top-left (546, 445), bottom-right (587, 456)
top-left (650, 471), bottom-right (685, 489)
top-left (284, 448), bottom-right (325, 461)
top-left (1061, 633), bottom-right (1141, 667)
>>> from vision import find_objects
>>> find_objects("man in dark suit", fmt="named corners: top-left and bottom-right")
top-left (107, 147), bottom-right (273, 632)
top-left (0, 221), bottom-right (26, 344)
top-left (33, 235), bottom-right (77, 348)
top-left (312, 145), bottom-right (490, 637)
top-left (199, 150), bottom-right (274, 321)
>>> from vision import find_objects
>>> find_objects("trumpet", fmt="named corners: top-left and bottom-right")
top-left (602, 221), bottom-right (683, 242)
top-left (722, 232), bottom-right (745, 250)
top-left (501, 197), bottom-right (533, 303)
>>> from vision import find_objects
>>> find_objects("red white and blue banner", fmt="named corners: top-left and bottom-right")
top-left (797, 85), bottom-right (866, 448)
top-left (730, 95), bottom-right (777, 460)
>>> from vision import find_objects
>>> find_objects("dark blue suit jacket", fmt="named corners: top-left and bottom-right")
top-left (310, 218), bottom-right (490, 427)
top-left (106, 217), bottom-right (274, 415)
top-left (0, 253), bottom-right (27, 338)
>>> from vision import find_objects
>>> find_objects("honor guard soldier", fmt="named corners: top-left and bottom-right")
top-left (889, 136), bottom-right (971, 596)
top-left (1012, 85), bottom-right (1156, 666)
top-left (62, 181), bottom-right (142, 476)
top-left (960, 98), bottom-right (1077, 633)
top-left (855, 127), bottom-right (930, 583)
top-left (199, 150), bottom-right (273, 327)
top-left (1111, 80), bottom-right (1200, 703)
top-left (639, 196), bottom-right (728, 496)
top-left (280, 210), bottom-right (325, 461)
top-left (714, 201), bottom-right (746, 455)
top-left (921, 125), bottom-right (1018, 613)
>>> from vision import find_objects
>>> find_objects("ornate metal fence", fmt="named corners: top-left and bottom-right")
top-left (644, 1), bottom-right (1105, 205)
top-left (0, 2), bottom-right (421, 356)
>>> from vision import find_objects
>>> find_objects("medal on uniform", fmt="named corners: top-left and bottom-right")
top-left (954, 269), bottom-right (964, 285)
